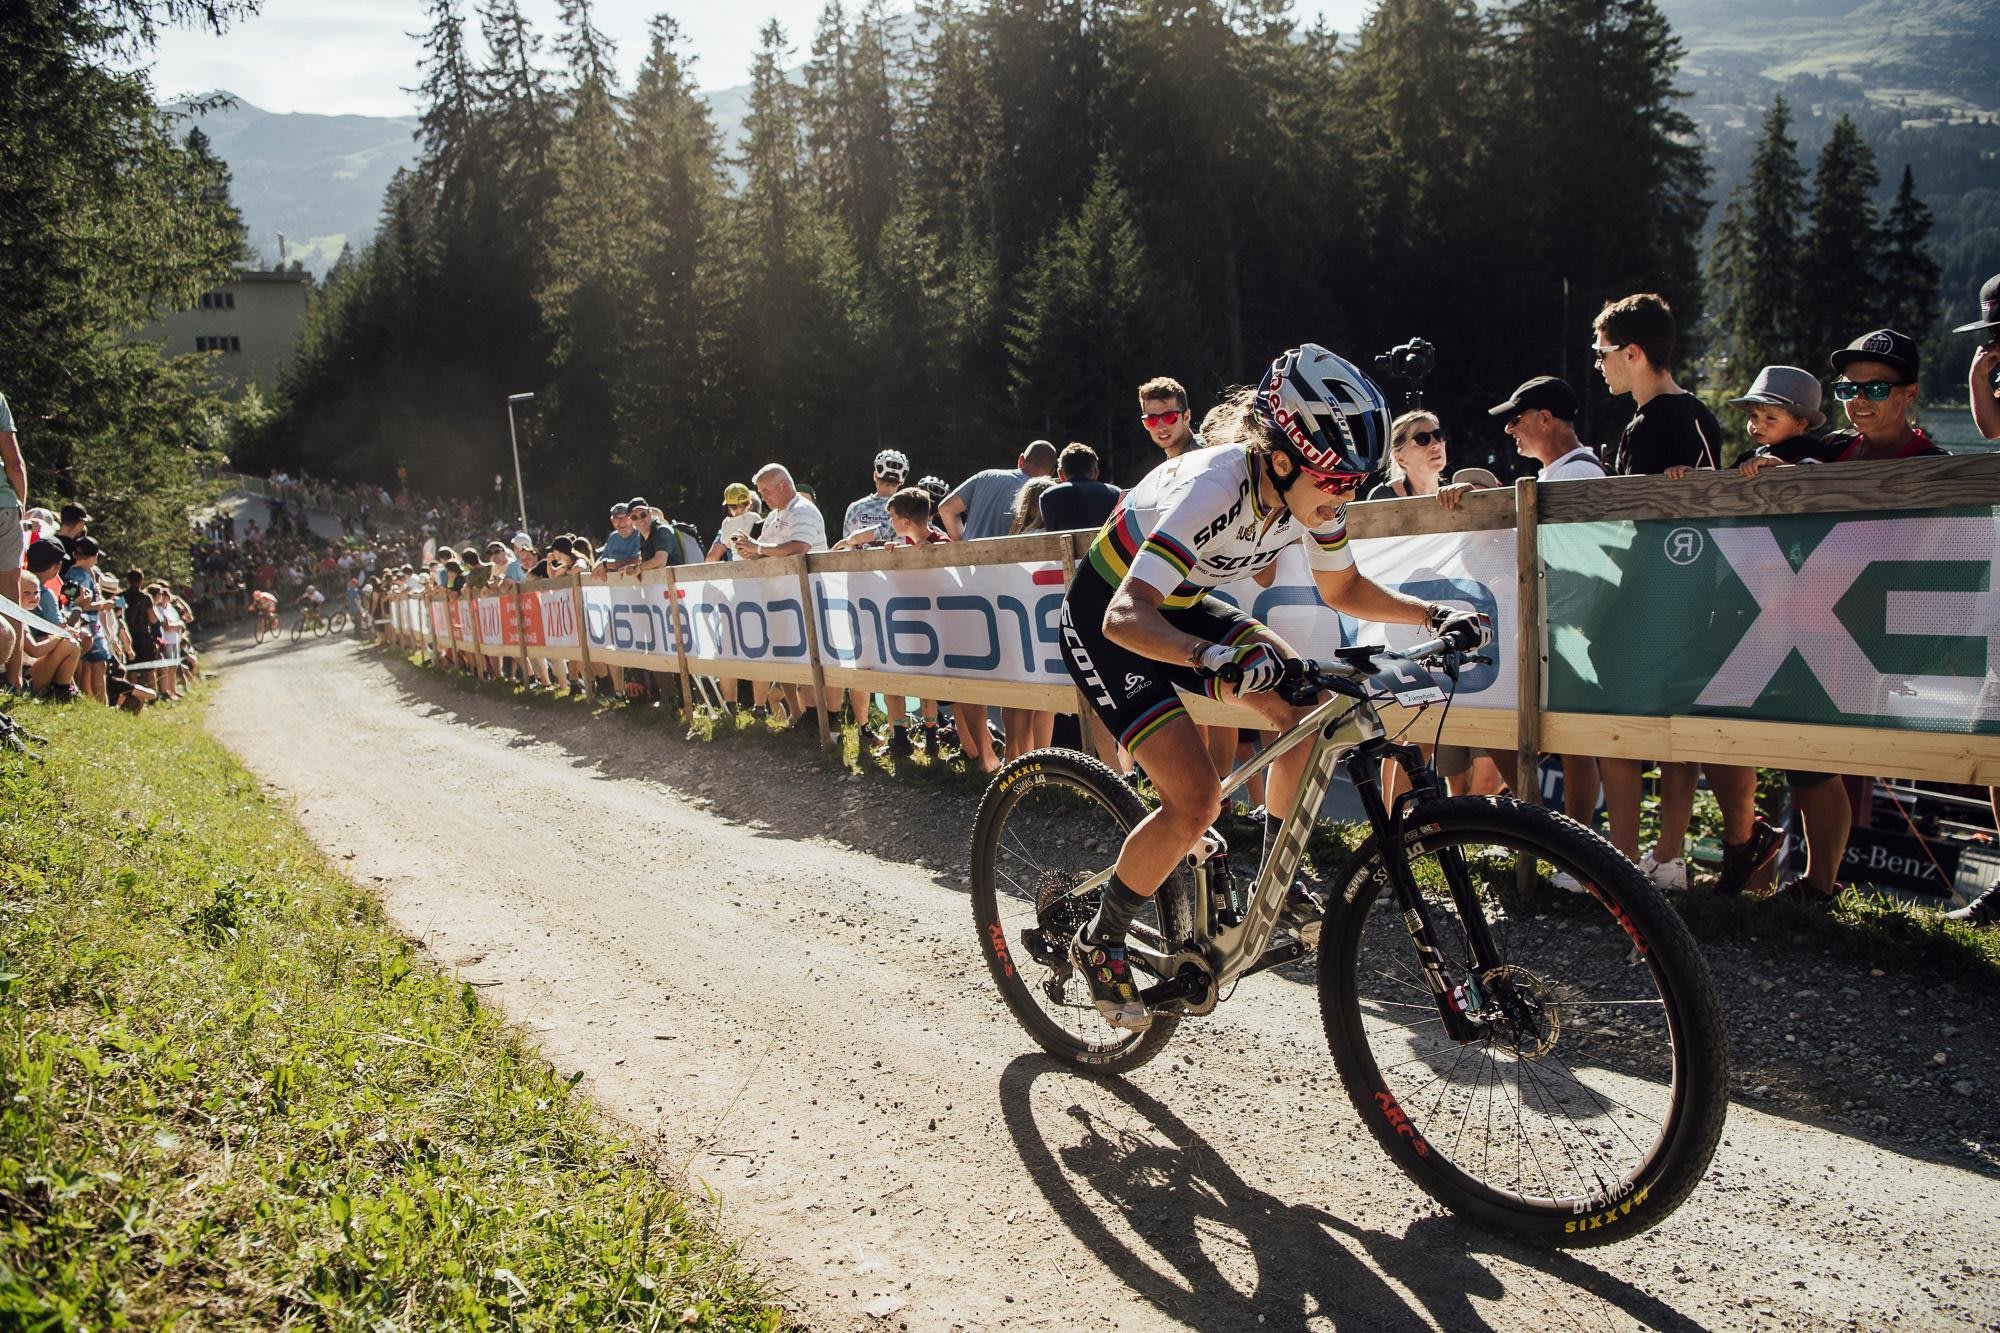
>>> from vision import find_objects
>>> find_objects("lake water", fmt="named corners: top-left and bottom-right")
top-left (1923, 411), bottom-right (1995, 453)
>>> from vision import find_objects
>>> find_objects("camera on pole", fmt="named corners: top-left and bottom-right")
top-left (1372, 337), bottom-right (1436, 411)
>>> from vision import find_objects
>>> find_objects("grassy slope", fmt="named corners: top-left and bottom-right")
top-left (0, 692), bottom-right (786, 1331)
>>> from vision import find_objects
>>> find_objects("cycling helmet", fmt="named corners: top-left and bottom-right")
top-left (1253, 345), bottom-right (1391, 488)
top-left (874, 449), bottom-right (910, 483)
top-left (915, 474), bottom-right (949, 502)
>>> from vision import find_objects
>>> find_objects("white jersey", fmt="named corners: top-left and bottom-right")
top-left (1083, 443), bottom-right (1354, 608)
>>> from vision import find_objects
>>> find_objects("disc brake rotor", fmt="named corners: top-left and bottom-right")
top-left (1482, 963), bottom-right (1562, 1060)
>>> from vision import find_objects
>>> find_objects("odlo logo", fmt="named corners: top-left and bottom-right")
top-left (1374, 1090), bottom-right (1430, 1157)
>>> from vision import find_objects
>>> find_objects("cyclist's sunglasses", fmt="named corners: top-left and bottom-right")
top-left (1140, 409), bottom-right (1186, 428)
top-left (1832, 380), bottom-right (1908, 401)
top-left (1303, 469), bottom-right (1367, 496)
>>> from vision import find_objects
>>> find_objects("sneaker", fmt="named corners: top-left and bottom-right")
top-left (922, 724), bottom-right (940, 758)
top-left (1715, 817), bottom-right (1782, 896)
top-left (935, 724), bottom-right (959, 750)
top-left (1638, 852), bottom-right (1688, 893)
top-left (1277, 882), bottom-right (1325, 949)
top-left (1944, 885), bottom-right (2000, 926)
top-left (1549, 869), bottom-right (1590, 895)
top-left (1772, 877), bottom-right (1840, 910)
top-left (1070, 929), bottom-right (1151, 1031)
top-left (887, 726), bottom-right (914, 759)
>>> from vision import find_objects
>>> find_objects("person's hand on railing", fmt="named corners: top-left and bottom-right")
top-left (1436, 482), bottom-right (1476, 511)
top-left (1738, 453), bottom-right (1786, 479)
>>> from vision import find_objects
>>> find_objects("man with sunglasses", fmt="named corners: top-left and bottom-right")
top-left (1139, 376), bottom-right (1201, 465)
top-left (1058, 345), bottom-right (1487, 1031)
top-left (1749, 330), bottom-right (1943, 469)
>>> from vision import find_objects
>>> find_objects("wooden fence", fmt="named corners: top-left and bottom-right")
top-left (381, 455), bottom-right (2000, 790)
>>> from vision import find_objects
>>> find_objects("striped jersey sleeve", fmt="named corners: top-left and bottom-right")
top-left (1299, 508), bottom-right (1355, 573)
top-left (1122, 470), bottom-right (1241, 599)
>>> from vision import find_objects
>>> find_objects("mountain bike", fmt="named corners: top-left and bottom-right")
top-left (970, 627), bottom-right (1728, 1246)
top-left (251, 610), bottom-right (280, 644)
top-left (291, 606), bottom-right (328, 642)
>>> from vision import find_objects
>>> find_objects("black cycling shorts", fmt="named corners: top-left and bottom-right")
top-left (1058, 570), bottom-right (1262, 753)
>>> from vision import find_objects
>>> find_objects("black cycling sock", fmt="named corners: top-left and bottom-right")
top-left (1084, 873), bottom-right (1148, 947)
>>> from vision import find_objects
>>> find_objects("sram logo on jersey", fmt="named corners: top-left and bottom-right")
top-left (1190, 482), bottom-right (1248, 549)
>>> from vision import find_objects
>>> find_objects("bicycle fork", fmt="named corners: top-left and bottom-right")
top-left (1346, 745), bottom-right (1505, 1045)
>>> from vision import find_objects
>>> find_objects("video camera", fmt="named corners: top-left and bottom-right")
top-left (1372, 337), bottom-right (1436, 410)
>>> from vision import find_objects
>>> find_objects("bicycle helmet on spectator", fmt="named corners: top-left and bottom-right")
top-left (915, 474), bottom-right (949, 503)
top-left (1253, 345), bottom-right (1390, 491)
top-left (874, 449), bottom-right (910, 484)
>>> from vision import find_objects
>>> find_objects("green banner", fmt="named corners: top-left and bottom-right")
top-left (1542, 508), bottom-right (2000, 734)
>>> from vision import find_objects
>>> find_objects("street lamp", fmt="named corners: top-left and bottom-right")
top-left (505, 392), bottom-right (534, 535)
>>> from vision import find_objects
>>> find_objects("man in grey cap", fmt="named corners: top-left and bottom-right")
top-left (1957, 272), bottom-right (2000, 442)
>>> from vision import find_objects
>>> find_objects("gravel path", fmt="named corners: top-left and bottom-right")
top-left (205, 633), bottom-right (1999, 1331)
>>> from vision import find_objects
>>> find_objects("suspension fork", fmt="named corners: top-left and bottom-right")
top-left (1345, 744), bottom-right (1497, 1043)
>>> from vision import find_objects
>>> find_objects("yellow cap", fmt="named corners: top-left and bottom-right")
top-left (722, 482), bottom-right (753, 507)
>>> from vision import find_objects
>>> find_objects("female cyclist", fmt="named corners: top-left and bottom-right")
top-left (1058, 345), bottom-right (1485, 1030)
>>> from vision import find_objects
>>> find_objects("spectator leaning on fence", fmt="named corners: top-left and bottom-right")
top-left (837, 450), bottom-right (908, 550)
top-left (1739, 330), bottom-right (1947, 908)
top-left (1038, 443), bottom-right (1120, 532)
top-left (1139, 375), bottom-right (1201, 464)
top-left (939, 439), bottom-right (1057, 542)
top-left (733, 464), bottom-right (829, 728)
top-left (599, 501), bottom-right (643, 573)
top-left (708, 483), bottom-right (761, 561)
top-left (1590, 293), bottom-right (1766, 895)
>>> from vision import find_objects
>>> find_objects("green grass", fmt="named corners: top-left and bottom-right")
top-left (0, 690), bottom-right (788, 1331)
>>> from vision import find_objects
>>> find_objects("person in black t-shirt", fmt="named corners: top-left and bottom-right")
top-left (1037, 443), bottom-right (1120, 532)
top-left (1588, 293), bottom-right (1761, 896)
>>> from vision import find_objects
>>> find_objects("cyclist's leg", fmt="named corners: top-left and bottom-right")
top-left (1114, 715), bottom-right (1222, 893)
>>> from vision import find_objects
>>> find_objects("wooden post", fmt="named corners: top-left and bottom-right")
top-left (1058, 542), bottom-right (1097, 759)
top-left (1514, 476), bottom-right (1543, 894)
top-left (663, 566), bottom-right (697, 719)
top-left (569, 572), bottom-right (593, 693)
top-left (513, 580), bottom-right (529, 681)
top-left (793, 555), bottom-right (834, 750)
top-left (467, 589), bottom-right (486, 681)
top-left (425, 590), bottom-right (442, 666)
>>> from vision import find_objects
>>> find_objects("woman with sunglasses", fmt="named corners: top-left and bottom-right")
top-left (1056, 344), bottom-right (1488, 1031)
top-left (1366, 411), bottom-right (1451, 499)
top-left (1744, 329), bottom-right (1945, 473)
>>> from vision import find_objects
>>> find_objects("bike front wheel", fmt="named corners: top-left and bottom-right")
top-left (253, 619), bottom-right (270, 645)
top-left (1320, 796), bottom-right (1727, 1247)
top-left (327, 610), bottom-right (347, 634)
top-left (970, 748), bottom-right (1194, 1075)
top-left (291, 619), bottom-right (304, 643)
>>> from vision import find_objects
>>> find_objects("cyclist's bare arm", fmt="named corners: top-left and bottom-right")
top-left (1311, 563), bottom-right (1434, 628)
top-left (1103, 580), bottom-right (1210, 667)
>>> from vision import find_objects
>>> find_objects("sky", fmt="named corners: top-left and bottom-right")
top-left (141, 0), bottom-right (1377, 118)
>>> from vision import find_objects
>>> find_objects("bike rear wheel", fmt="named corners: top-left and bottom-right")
top-left (313, 614), bottom-right (329, 638)
top-left (1320, 796), bottom-right (1727, 1247)
top-left (970, 748), bottom-right (1193, 1074)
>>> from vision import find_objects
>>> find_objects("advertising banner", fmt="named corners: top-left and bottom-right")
top-left (504, 586), bottom-right (581, 650)
top-left (810, 559), bottom-right (1069, 685)
top-left (1543, 509), bottom-right (2000, 733)
top-left (474, 594), bottom-right (506, 646)
top-left (429, 597), bottom-right (450, 644)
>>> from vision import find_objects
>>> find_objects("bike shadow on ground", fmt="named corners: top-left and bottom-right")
top-left (997, 1053), bottom-right (1703, 1333)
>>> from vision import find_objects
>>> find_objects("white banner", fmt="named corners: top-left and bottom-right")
top-left (416, 530), bottom-right (1516, 705)
top-left (811, 559), bottom-right (1069, 684)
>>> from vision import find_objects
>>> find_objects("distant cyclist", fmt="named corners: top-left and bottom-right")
top-left (250, 588), bottom-right (279, 634)
top-left (1058, 345), bottom-right (1486, 1030)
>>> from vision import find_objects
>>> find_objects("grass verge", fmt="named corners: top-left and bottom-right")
top-left (0, 690), bottom-right (786, 1331)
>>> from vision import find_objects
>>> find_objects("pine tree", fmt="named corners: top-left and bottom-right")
top-left (1881, 165), bottom-right (1940, 346)
top-left (619, 15), bottom-right (730, 510)
top-left (1005, 155), bottom-right (1160, 477)
top-left (1706, 96), bottom-right (1807, 377)
top-left (1800, 115), bottom-right (1883, 366)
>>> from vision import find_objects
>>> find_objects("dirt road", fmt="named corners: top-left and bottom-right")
top-left (206, 634), bottom-right (1997, 1331)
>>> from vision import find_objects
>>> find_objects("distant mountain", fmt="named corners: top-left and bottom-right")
top-left (168, 93), bottom-right (422, 277)
top-left (1662, 0), bottom-right (2000, 109)
top-left (166, 89), bottom-right (752, 278)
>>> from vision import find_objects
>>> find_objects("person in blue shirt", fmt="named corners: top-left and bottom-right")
top-left (599, 501), bottom-right (645, 571)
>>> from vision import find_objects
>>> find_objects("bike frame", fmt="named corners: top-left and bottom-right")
top-left (1117, 677), bottom-right (1506, 1040)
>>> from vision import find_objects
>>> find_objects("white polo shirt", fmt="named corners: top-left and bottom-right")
top-left (1540, 446), bottom-right (1607, 481)
top-left (759, 494), bottom-right (828, 552)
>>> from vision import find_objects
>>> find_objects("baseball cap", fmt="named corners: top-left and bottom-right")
top-left (1830, 328), bottom-right (1919, 381)
top-left (1488, 376), bottom-right (1578, 422)
top-left (72, 535), bottom-right (101, 559)
top-left (1952, 273), bottom-right (2000, 335)
top-left (722, 482), bottom-right (753, 507)
top-left (627, 496), bottom-right (649, 511)
top-left (25, 538), bottom-right (65, 573)
top-left (511, 532), bottom-right (533, 549)
top-left (1727, 365), bottom-right (1826, 429)
top-left (60, 503), bottom-right (91, 525)
top-left (609, 501), bottom-right (630, 517)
